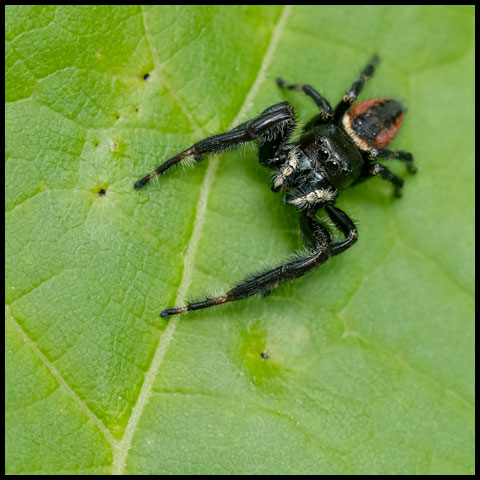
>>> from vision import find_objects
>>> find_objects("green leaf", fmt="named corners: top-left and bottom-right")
top-left (5, 5), bottom-right (474, 475)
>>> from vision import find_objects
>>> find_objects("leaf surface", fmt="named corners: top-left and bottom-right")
top-left (5, 5), bottom-right (474, 475)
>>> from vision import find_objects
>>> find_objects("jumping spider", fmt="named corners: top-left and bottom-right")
top-left (134, 55), bottom-right (417, 317)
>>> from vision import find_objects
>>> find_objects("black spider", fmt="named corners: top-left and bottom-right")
top-left (134, 55), bottom-right (417, 318)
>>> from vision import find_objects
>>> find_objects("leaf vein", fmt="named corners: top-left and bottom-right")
top-left (5, 306), bottom-right (116, 447)
top-left (111, 5), bottom-right (293, 474)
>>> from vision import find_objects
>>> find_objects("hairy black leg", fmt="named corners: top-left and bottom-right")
top-left (160, 219), bottom-right (331, 317)
top-left (369, 162), bottom-right (404, 197)
top-left (334, 54), bottom-right (380, 123)
top-left (160, 205), bottom-right (359, 317)
top-left (374, 148), bottom-right (418, 174)
top-left (256, 103), bottom-right (298, 169)
top-left (299, 213), bottom-right (317, 249)
top-left (277, 77), bottom-right (334, 133)
top-left (324, 204), bottom-right (358, 255)
top-left (276, 78), bottom-right (333, 120)
top-left (134, 102), bottom-right (296, 189)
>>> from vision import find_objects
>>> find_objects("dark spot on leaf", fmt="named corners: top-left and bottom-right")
top-left (135, 107), bottom-right (139, 113)
top-left (93, 140), bottom-right (100, 148)
top-left (98, 188), bottom-right (106, 197)
top-left (116, 114), bottom-right (120, 120)
top-left (260, 352), bottom-right (269, 359)
top-left (143, 73), bottom-right (150, 81)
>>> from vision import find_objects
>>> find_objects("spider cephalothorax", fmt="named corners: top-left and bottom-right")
top-left (134, 55), bottom-right (417, 317)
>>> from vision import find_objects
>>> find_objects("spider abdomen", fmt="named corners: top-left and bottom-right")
top-left (342, 98), bottom-right (405, 151)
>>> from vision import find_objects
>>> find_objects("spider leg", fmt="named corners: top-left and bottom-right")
top-left (325, 203), bottom-right (358, 255)
top-left (299, 212), bottom-right (318, 249)
top-left (276, 78), bottom-right (334, 133)
top-left (369, 162), bottom-right (404, 197)
top-left (134, 102), bottom-right (296, 189)
top-left (374, 148), bottom-right (418, 174)
top-left (276, 78), bottom-right (333, 120)
top-left (334, 54), bottom-right (380, 122)
top-left (160, 204), bottom-right (357, 317)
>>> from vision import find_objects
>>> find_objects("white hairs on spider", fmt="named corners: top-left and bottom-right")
top-left (286, 246), bottom-right (317, 263)
top-left (151, 174), bottom-right (161, 187)
top-left (273, 145), bottom-right (302, 189)
top-left (289, 187), bottom-right (337, 209)
top-left (180, 155), bottom-right (196, 170)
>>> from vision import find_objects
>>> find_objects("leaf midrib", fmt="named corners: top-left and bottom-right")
top-left (111, 5), bottom-right (292, 474)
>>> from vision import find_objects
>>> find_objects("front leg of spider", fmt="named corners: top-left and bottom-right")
top-left (160, 204), bottom-right (357, 317)
top-left (134, 102), bottom-right (296, 189)
top-left (134, 54), bottom-right (417, 317)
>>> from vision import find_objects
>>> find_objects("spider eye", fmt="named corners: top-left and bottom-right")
top-left (318, 148), bottom-right (329, 160)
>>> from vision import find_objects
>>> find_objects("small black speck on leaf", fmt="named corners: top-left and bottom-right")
top-left (260, 352), bottom-right (269, 359)
top-left (98, 188), bottom-right (106, 197)
top-left (143, 73), bottom-right (150, 81)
